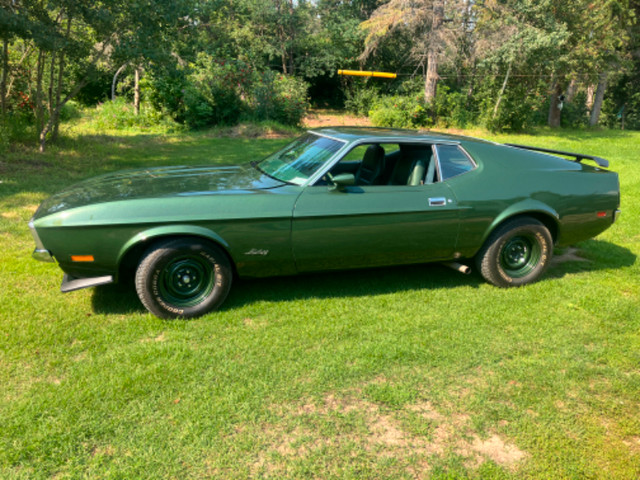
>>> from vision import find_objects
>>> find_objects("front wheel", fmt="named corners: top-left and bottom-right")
top-left (475, 217), bottom-right (553, 287)
top-left (135, 238), bottom-right (233, 319)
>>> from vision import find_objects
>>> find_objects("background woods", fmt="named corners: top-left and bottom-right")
top-left (0, 0), bottom-right (639, 151)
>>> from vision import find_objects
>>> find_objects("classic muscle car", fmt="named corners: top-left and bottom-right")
top-left (29, 127), bottom-right (620, 318)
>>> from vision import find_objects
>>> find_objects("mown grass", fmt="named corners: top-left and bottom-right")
top-left (1, 119), bottom-right (639, 479)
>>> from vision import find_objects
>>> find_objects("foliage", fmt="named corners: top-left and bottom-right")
top-left (182, 56), bottom-right (247, 129)
top-left (87, 98), bottom-right (175, 131)
top-left (430, 85), bottom-right (475, 128)
top-left (344, 84), bottom-right (380, 117)
top-left (251, 71), bottom-right (309, 126)
top-left (369, 95), bottom-right (430, 128)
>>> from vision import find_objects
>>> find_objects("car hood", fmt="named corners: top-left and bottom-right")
top-left (34, 164), bottom-right (286, 219)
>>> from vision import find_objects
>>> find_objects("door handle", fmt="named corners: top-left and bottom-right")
top-left (429, 197), bottom-right (447, 206)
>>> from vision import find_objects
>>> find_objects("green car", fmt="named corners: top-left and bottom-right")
top-left (29, 127), bottom-right (620, 318)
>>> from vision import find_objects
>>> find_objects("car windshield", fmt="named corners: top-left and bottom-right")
top-left (256, 133), bottom-right (345, 185)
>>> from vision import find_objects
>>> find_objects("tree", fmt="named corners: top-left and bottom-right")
top-left (360, 0), bottom-right (464, 102)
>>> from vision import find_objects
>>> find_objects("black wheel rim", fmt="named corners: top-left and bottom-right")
top-left (500, 234), bottom-right (542, 278)
top-left (158, 255), bottom-right (214, 308)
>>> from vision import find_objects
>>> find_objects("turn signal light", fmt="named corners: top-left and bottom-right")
top-left (71, 255), bottom-right (95, 262)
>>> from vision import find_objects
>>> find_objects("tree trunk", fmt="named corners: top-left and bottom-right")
top-left (548, 81), bottom-right (563, 128)
top-left (112, 63), bottom-right (128, 100)
top-left (589, 72), bottom-right (607, 127)
top-left (565, 77), bottom-right (578, 103)
top-left (47, 49), bottom-right (57, 118)
top-left (492, 61), bottom-right (511, 119)
top-left (40, 77), bottom-right (89, 152)
top-left (52, 16), bottom-right (72, 142)
top-left (134, 67), bottom-right (140, 115)
top-left (424, 0), bottom-right (444, 103)
top-left (35, 49), bottom-right (46, 133)
top-left (1, 38), bottom-right (8, 115)
top-left (586, 84), bottom-right (595, 111)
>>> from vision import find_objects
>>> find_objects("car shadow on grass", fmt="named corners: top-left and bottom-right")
top-left (547, 239), bottom-right (636, 278)
top-left (90, 239), bottom-right (635, 316)
top-left (90, 263), bottom-right (483, 316)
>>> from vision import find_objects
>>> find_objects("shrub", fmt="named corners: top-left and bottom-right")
top-left (251, 71), bottom-right (309, 126)
top-left (344, 85), bottom-right (380, 117)
top-left (0, 112), bottom-right (35, 151)
top-left (483, 92), bottom-right (541, 132)
top-left (369, 95), bottom-right (430, 128)
top-left (90, 98), bottom-right (170, 130)
top-left (183, 55), bottom-right (246, 128)
top-left (561, 92), bottom-right (589, 128)
top-left (431, 85), bottom-right (475, 128)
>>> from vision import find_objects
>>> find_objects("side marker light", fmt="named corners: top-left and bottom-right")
top-left (71, 255), bottom-right (95, 262)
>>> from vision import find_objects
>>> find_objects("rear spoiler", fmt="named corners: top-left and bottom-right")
top-left (504, 143), bottom-right (609, 168)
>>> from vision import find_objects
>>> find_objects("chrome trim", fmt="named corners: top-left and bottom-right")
top-left (32, 248), bottom-right (55, 263)
top-left (613, 209), bottom-right (621, 223)
top-left (429, 197), bottom-right (447, 206)
top-left (28, 218), bottom-right (46, 251)
top-left (433, 144), bottom-right (478, 182)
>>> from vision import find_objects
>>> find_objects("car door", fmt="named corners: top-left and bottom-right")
top-left (291, 143), bottom-right (461, 272)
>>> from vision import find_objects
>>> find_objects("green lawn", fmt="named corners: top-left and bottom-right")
top-left (1, 123), bottom-right (639, 479)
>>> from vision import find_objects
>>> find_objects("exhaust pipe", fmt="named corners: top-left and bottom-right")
top-left (443, 262), bottom-right (471, 275)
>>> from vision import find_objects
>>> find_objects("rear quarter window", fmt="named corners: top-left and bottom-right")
top-left (437, 145), bottom-right (476, 180)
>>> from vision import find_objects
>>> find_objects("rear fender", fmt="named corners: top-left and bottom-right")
top-left (481, 200), bottom-right (559, 245)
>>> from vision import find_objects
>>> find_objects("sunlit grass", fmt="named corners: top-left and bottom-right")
top-left (0, 120), bottom-right (639, 479)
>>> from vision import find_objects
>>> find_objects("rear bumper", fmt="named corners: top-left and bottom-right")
top-left (61, 274), bottom-right (114, 293)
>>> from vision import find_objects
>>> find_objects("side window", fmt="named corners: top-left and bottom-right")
top-left (436, 145), bottom-right (475, 180)
top-left (316, 143), bottom-right (400, 186)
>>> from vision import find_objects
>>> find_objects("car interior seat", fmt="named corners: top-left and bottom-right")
top-left (355, 144), bottom-right (385, 185)
top-left (388, 146), bottom-right (431, 186)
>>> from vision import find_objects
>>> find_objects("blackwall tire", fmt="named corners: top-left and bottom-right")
top-left (476, 217), bottom-right (553, 288)
top-left (135, 238), bottom-right (232, 319)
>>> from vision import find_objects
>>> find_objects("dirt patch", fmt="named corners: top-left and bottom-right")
top-left (623, 436), bottom-right (640, 453)
top-left (303, 110), bottom-right (372, 128)
top-left (214, 123), bottom-right (294, 139)
top-left (140, 332), bottom-right (166, 343)
top-left (471, 434), bottom-right (527, 467)
top-left (256, 391), bottom-right (528, 476)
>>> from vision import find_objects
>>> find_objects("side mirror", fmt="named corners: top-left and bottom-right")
top-left (328, 173), bottom-right (355, 191)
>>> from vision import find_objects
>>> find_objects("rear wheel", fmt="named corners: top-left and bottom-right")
top-left (135, 238), bottom-right (232, 319)
top-left (476, 217), bottom-right (553, 287)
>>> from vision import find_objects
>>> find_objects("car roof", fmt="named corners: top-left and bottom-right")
top-left (308, 126), bottom-right (496, 145)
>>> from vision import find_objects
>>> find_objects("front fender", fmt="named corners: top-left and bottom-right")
top-left (481, 200), bottom-right (559, 245)
top-left (117, 225), bottom-right (231, 266)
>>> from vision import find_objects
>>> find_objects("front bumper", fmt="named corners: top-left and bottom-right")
top-left (29, 218), bottom-right (55, 263)
top-left (32, 248), bottom-right (55, 262)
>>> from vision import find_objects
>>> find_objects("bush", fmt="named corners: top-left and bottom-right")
top-left (483, 92), bottom-right (541, 132)
top-left (183, 55), bottom-right (247, 129)
top-left (90, 98), bottom-right (171, 130)
top-left (560, 92), bottom-right (589, 128)
top-left (369, 95), bottom-right (430, 128)
top-left (431, 85), bottom-right (475, 128)
top-left (0, 112), bottom-right (35, 151)
top-left (344, 85), bottom-right (379, 117)
top-left (251, 71), bottom-right (308, 126)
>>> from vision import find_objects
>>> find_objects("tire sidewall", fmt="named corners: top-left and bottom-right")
top-left (137, 239), bottom-right (232, 319)
top-left (478, 219), bottom-right (553, 287)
